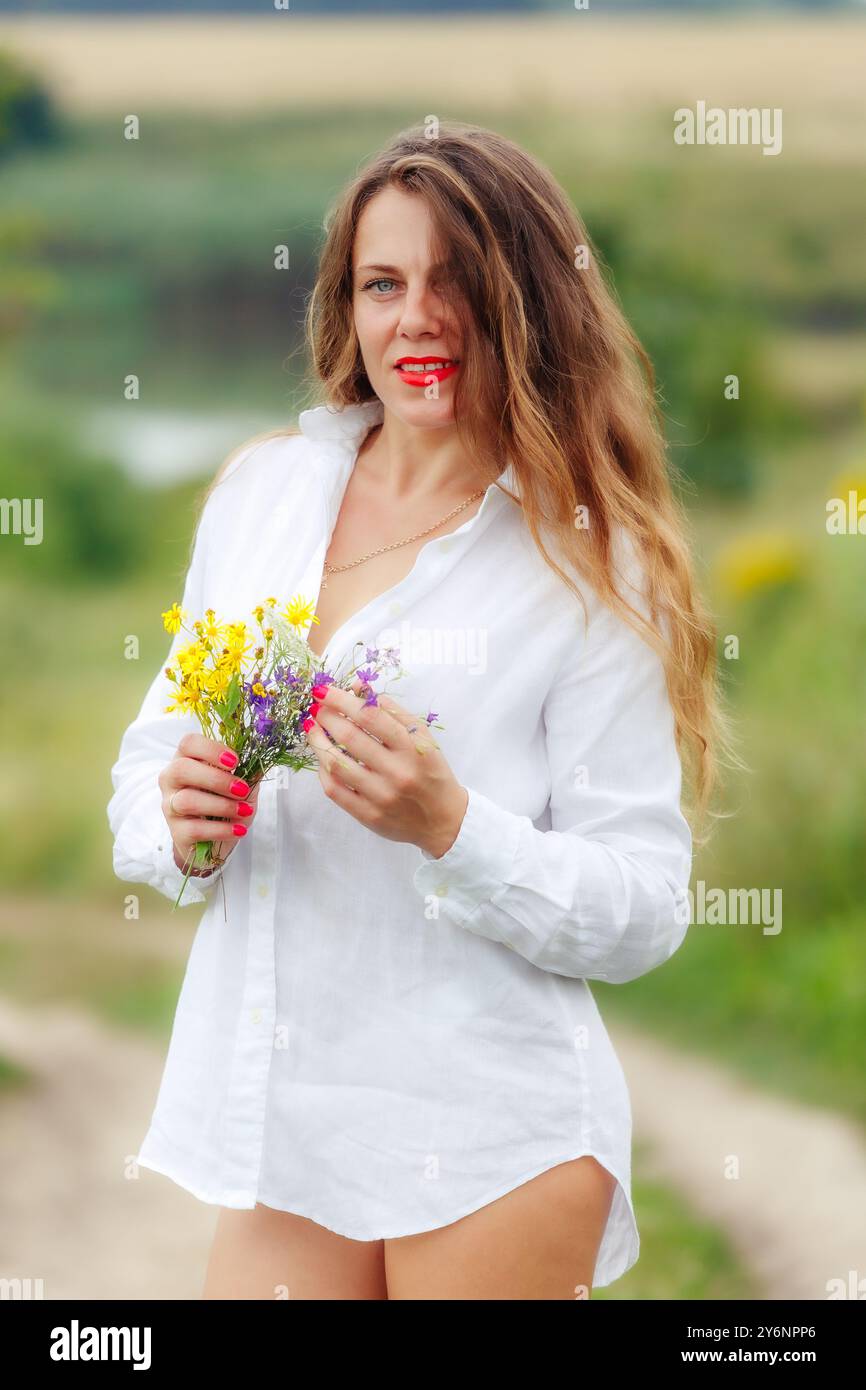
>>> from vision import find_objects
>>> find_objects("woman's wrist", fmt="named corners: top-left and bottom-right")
top-left (421, 785), bottom-right (469, 860)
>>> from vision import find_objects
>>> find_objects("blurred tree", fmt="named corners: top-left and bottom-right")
top-left (0, 424), bottom-right (155, 584)
top-left (0, 49), bottom-right (64, 160)
top-left (0, 52), bottom-right (64, 356)
top-left (0, 212), bottom-right (59, 356)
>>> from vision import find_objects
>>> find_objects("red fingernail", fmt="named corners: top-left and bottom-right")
top-left (309, 702), bottom-right (321, 718)
top-left (220, 750), bottom-right (238, 768)
top-left (312, 685), bottom-right (328, 698)
top-left (232, 823), bottom-right (247, 836)
top-left (237, 802), bottom-right (254, 817)
top-left (302, 716), bottom-right (315, 732)
top-left (230, 778), bottom-right (250, 796)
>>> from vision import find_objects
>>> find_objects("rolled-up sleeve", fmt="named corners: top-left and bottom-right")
top-left (412, 562), bottom-right (693, 983)
top-left (107, 491), bottom-right (227, 907)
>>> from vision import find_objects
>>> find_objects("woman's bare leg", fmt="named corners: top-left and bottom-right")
top-left (202, 1201), bottom-right (387, 1300)
top-left (384, 1155), bottom-right (617, 1300)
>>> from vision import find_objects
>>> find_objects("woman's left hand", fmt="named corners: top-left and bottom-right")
top-left (304, 678), bottom-right (468, 859)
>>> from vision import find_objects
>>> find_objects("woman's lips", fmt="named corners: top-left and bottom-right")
top-left (394, 360), bottom-right (460, 387)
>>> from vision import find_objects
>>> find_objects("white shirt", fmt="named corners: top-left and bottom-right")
top-left (107, 397), bottom-right (692, 1288)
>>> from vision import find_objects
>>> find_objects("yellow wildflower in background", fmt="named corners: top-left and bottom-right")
top-left (714, 532), bottom-right (805, 600)
top-left (828, 469), bottom-right (866, 506)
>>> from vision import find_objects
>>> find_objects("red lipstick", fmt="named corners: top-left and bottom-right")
top-left (393, 355), bottom-right (460, 387)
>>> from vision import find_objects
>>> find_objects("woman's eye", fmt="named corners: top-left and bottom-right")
top-left (364, 278), bottom-right (397, 294)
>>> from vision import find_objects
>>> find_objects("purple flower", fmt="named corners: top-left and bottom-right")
top-left (355, 666), bottom-right (378, 685)
top-left (426, 710), bottom-right (438, 725)
top-left (245, 682), bottom-right (272, 711)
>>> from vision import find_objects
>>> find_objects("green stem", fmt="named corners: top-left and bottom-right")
top-left (171, 838), bottom-right (214, 912)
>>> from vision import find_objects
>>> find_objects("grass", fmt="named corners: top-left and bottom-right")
top-left (0, 896), bottom-right (195, 1042)
top-left (0, 1052), bottom-right (31, 1092)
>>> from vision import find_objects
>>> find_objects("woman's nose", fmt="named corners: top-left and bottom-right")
top-left (397, 285), bottom-right (443, 334)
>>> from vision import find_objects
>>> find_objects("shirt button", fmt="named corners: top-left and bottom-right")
top-left (440, 538), bottom-right (453, 553)
top-left (435, 883), bottom-right (449, 897)
top-left (250, 1008), bottom-right (262, 1024)
top-left (388, 601), bottom-right (403, 617)
top-left (257, 883), bottom-right (269, 898)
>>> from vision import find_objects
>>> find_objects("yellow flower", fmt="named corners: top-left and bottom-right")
top-left (253, 605), bottom-right (265, 624)
top-left (177, 642), bottom-right (210, 689)
top-left (263, 628), bottom-right (274, 640)
top-left (221, 634), bottom-right (253, 671)
top-left (265, 596), bottom-right (278, 607)
top-left (165, 682), bottom-right (203, 713)
top-left (284, 594), bottom-right (320, 630)
top-left (202, 609), bottom-right (225, 641)
top-left (205, 665), bottom-right (233, 698)
top-left (161, 601), bottom-right (187, 635)
top-left (714, 532), bottom-right (805, 600)
top-left (252, 681), bottom-right (267, 697)
top-left (828, 469), bottom-right (866, 505)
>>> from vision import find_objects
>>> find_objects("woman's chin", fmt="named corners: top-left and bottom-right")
top-left (381, 389), bottom-right (458, 430)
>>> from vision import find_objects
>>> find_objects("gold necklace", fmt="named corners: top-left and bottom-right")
top-left (320, 489), bottom-right (486, 588)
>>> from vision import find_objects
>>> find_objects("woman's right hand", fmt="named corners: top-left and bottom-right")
top-left (158, 732), bottom-right (262, 876)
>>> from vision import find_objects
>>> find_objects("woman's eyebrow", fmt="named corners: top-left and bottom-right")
top-left (354, 261), bottom-right (448, 277)
top-left (356, 263), bottom-right (401, 276)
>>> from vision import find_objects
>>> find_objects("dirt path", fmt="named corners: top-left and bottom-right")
top-left (619, 1025), bottom-right (866, 1301)
top-left (0, 997), bottom-right (215, 1300)
top-left (1, 995), bottom-right (864, 1300)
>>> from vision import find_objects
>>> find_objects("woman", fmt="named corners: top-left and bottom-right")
top-left (108, 121), bottom-right (721, 1300)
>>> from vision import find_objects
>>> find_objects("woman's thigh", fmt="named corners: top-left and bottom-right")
top-left (202, 1201), bottom-right (388, 1300)
top-left (384, 1156), bottom-right (617, 1300)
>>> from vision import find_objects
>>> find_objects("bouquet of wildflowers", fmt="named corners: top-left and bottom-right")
top-left (161, 593), bottom-right (417, 908)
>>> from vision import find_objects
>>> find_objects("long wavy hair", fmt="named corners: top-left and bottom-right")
top-left (203, 120), bottom-right (727, 831)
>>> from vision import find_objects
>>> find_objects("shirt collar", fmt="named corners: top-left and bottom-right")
top-left (297, 399), bottom-right (518, 498)
top-left (298, 398), bottom-right (385, 446)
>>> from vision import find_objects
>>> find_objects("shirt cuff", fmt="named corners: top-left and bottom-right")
top-left (412, 785), bottom-right (523, 926)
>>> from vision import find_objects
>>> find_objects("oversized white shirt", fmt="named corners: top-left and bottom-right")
top-left (107, 397), bottom-right (692, 1288)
